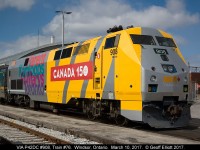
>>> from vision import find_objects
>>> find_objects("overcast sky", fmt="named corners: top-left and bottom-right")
top-left (0, 0), bottom-right (200, 66)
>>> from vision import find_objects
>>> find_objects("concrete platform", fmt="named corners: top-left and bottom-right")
top-left (191, 94), bottom-right (200, 119)
top-left (0, 105), bottom-right (199, 144)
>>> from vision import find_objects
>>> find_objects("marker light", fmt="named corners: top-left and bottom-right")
top-left (163, 65), bottom-right (168, 72)
top-left (168, 66), bottom-right (174, 73)
top-left (148, 84), bottom-right (158, 92)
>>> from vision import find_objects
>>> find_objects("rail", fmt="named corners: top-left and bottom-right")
top-left (0, 118), bottom-right (71, 144)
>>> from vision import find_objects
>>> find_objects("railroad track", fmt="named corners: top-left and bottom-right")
top-left (156, 123), bottom-right (200, 142)
top-left (0, 104), bottom-right (199, 144)
top-left (0, 118), bottom-right (71, 144)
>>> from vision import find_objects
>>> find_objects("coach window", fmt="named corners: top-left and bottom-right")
top-left (17, 79), bottom-right (23, 89)
top-left (54, 50), bottom-right (62, 60)
top-left (0, 69), bottom-right (5, 87)
top-left (24, 58), bottom-right (29, 66)
top-left (11, 80), bottom-right (16, 89)
top-left (61, 47), bottom-right (73, 59)
top-left (104, 36), bottom-right (116, 49)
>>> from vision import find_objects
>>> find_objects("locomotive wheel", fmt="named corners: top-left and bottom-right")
top-left (115, 115), bottom-right (128, 126)
top-left (0, 98), bottom-right (5, 104)
top-left (16, 97), bottom-right (25, 107)
top-left (87, 111), bottom-right (96, 120)
top-left (16, 97), bottom-right (29, 107)
top-left (7, 95), bottom-right (13, 104)
top-left (85, 101), bottom-right (97, 120)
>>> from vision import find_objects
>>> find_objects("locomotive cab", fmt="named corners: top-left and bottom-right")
top-left (129, 28), bottom-right (191, 128)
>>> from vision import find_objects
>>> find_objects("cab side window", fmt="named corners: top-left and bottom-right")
top-left (104, 37), bottom-right (116, 49)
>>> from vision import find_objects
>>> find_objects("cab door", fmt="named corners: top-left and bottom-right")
top-left (93, 37), bottom-right (103, 91)
top-left (101, 34), bottom-right (120, 100)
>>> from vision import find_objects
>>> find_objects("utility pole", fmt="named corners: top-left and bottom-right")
top-left (37, 28), bottom-right (40, 48)
top-left (55, 11), bottom-right (72, 49)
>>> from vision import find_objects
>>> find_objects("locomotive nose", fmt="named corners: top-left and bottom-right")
top-left (141, 40), bottom-right (190, 128)
top-left (141, 45), bottom-right (189, 100)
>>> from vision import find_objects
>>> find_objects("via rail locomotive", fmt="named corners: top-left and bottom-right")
top-left (0, 26), bottom-right (193, 128)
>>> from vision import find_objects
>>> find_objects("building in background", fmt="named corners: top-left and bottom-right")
top-left (190, 66), bottom-right (200, 94)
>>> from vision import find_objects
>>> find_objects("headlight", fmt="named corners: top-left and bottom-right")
top-left (168, 66), bottom-right (174, 73)
top-left (150, 75), bottom-right (157, 82)
top-left (162, 64), bottom-right (177, 73)
top-left (163, 65), bottom-right (168, 72)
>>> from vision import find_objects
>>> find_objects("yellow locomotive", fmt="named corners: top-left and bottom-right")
top-left (0, 26), bottom-right (192, 128)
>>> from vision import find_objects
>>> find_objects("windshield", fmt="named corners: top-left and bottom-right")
top-left (130, 34), bottom-right (156, 45)
top-left (156, 36), bottom-right (177, 47)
